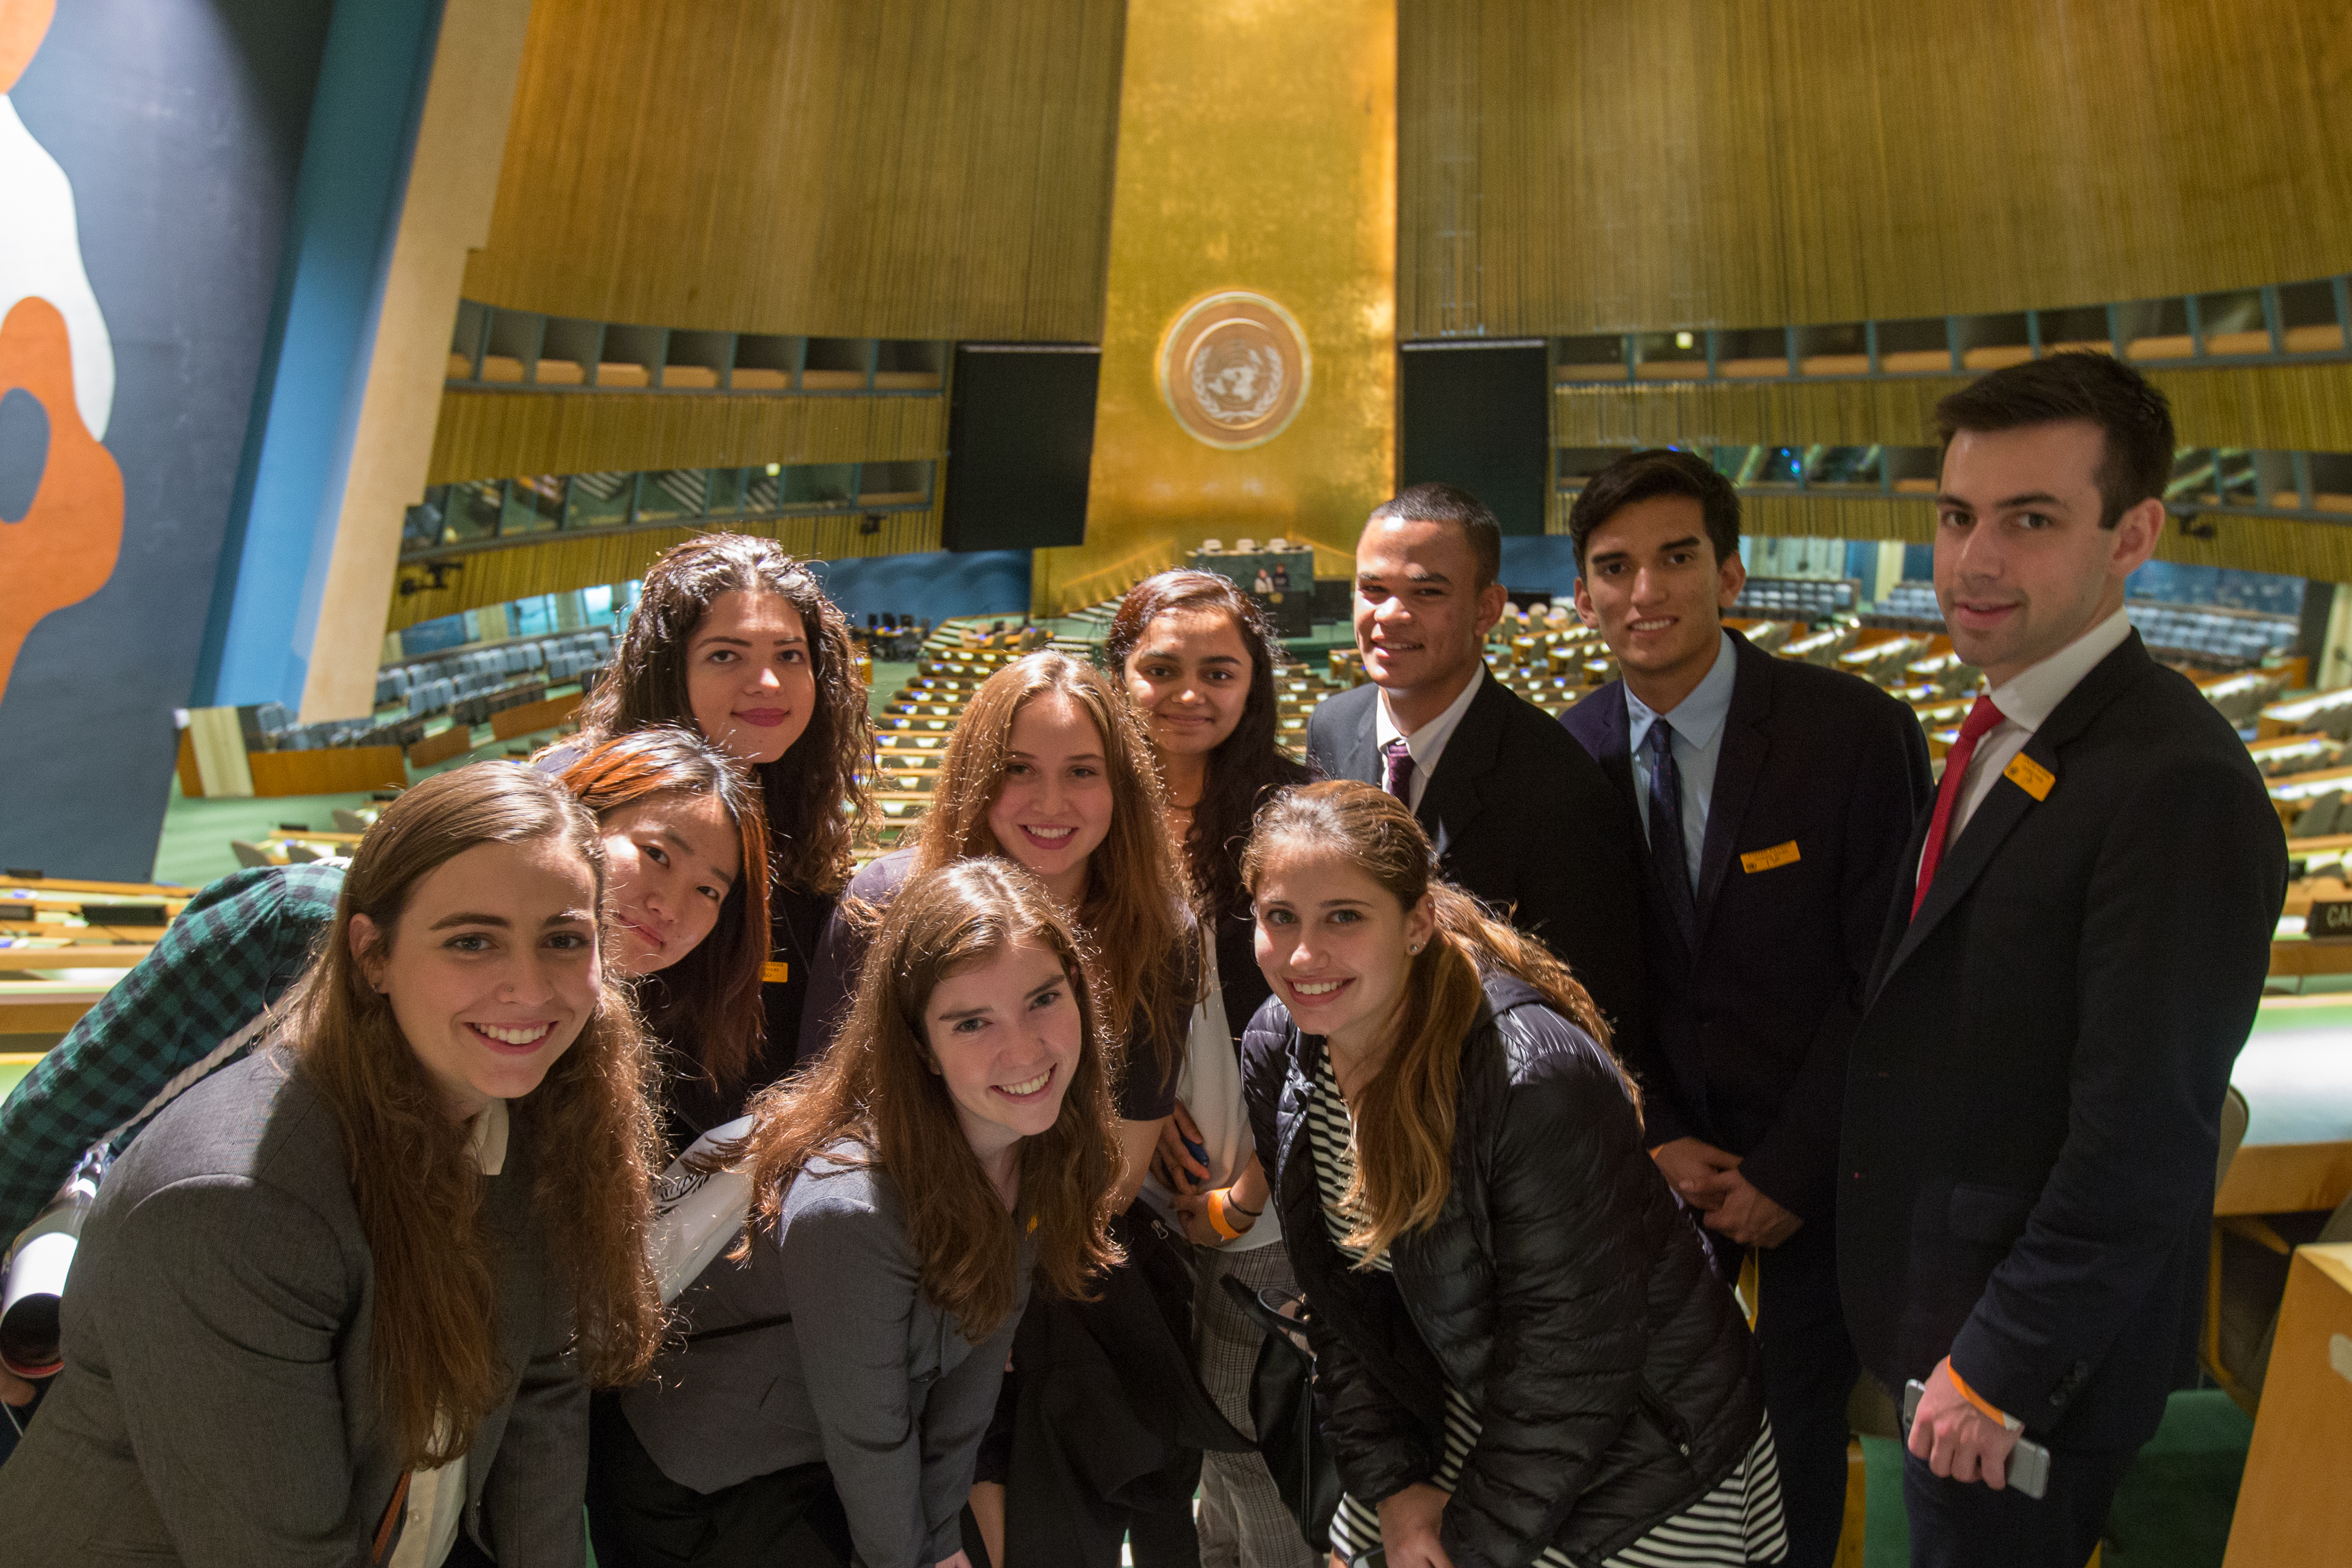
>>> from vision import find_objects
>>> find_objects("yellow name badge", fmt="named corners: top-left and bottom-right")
top-left (2002, 753), bottom-right (2056, 802)
top-left (1740, 840), bottom-right (1801, 874)
top-left (762, 961), bottom-right (791, 984)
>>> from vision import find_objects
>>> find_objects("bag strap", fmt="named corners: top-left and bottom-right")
top-left (371, 1472), bottom-right (411, 1565)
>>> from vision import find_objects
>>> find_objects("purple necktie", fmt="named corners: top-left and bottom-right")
top-left (1381, 736), bottom-right (1414, 803)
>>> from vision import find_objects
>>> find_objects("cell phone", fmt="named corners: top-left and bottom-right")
top-left (1902, 1378), bottom-right (2051, 1500)
top-left (1179, 1129), bottom-right (1211, 1185)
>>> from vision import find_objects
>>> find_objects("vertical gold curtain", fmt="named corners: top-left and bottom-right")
top-left (1036, 0), bottom-right (1399, 617)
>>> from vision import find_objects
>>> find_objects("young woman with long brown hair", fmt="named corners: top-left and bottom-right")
top-left (1105, 569), bottom-right (1314, 1567)
top-left (592, 859), bottom-right (1125, 1568)
top-left (576, 531), bottom-right (875, 1088)
top-left (798, 649), bottom-right (1221, 1567)
top-left (1241, 781), bottom-right (1786, 1568)
top-left (0, 765), bottom-right (668, 1567)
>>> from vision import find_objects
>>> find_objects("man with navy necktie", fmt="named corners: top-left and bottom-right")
top-left (1560, 449), bottom-right (1931, 1566)
top-left (1305, 481), bottom-right (1646, 1040)
top-left (1840, 354), bottom-right (2285, 1566)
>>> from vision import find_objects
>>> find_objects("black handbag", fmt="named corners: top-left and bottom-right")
top-left (1221, 1274), bottom-right (1342, 1551)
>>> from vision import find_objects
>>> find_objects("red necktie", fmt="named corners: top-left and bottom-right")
top-left (1912, 694), bottom-right (2006, 919)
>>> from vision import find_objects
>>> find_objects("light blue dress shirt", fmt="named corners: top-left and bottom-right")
top-left (1626, 631), bottom-right (1737, 893)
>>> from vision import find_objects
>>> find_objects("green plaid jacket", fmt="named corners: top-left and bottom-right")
top-left (0, 862), bottom-right (345, 1240)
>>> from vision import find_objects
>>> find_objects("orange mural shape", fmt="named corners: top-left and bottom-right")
top-left (0, 0), bottom-right (55, 94)
top-left (0, 295), bottom-right (125, 702)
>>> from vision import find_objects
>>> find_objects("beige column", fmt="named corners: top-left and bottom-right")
top-left (297, 0), bottom-right (534, 721)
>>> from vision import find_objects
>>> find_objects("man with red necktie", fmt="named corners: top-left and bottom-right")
top-left (1838, 353), bottom-right (2286, 1566)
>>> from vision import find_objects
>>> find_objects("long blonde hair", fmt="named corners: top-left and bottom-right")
top-left (286, 765), bottom-right (666, 1468)
top-left (1241, 780), bottom-right (1625, 1262)
top-left (734, 860), bottom-right (1125, 1336)
top-left (908, 651), bottom-right (1198, 1086)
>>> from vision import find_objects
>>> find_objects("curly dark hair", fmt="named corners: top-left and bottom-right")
top-left (577, 534), bottom-right (873, 896)
top-left (1101, 570), bottom-right (1306, 928)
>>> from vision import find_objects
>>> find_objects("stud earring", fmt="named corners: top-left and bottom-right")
top-left (1408, 942), bottom-right (1423, 955)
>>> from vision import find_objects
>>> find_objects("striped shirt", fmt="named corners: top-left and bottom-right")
top-left (1308, 1051), bottom-right (1788, 1567)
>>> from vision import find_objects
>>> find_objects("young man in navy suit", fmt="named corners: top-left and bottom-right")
top-left (1305, 481), bottom-right (1646, 1040)
top-left (1841, 355), bottom-right (2286, 1565)
top-left (1559, 450), bottom-right (1931, 1567)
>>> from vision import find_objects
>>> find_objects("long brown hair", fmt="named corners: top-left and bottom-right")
top-left (1102, 570), bottom-right (1307, 926)
top-left (577, 533), bottom-right (872, 895)
top-left (556, 727), bottom-right (770, 1091)
top-left (737, 860), bottom-right (1124, 1335)
top-left (1241, 780), bottom-right (1623, 1262)
top-left (284, 765), bottom-right (665, 1468)
top-left (909, 650), bottom-right (1198, 1086)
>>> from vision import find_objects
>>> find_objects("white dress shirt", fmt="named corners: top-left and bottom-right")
top-left (1940, 605), bottom-right (2135, 846)
top-left (390, 1099), bottom-right (509, 1568)
top-left (1374, 663), bottom-right (1488, 813)
top-left (1625, 631), bottom-right (1738, 892)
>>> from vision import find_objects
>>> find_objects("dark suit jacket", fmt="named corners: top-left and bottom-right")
top-left (1308, 671), bottom-right (1647, 1041)
top-left (1561, 631), bottom-right (1932, 1225)
top-left (0, 1047), bottom-right (585, 1566)
top-left (1838, 631), bottom-right (2286, 1448)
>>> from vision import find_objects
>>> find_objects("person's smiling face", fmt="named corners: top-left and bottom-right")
top-left (1574, 492), bottom-right (1742, 701)
top-left (351, 836), bottom-right (603, 1122)
top-left (1252, 845), bottom-right (1434, 1060)
top-left (984, 692), bottom-right (1113, 906)
top-left (923, 937), bottom-right (1086, 1168)
top-left (1352, 514), bottom-right (1507, 722)
top-left (1933, 421), bottom-right (2160, 687)
top-left (1121, 606), bottom-right (1252, 762)
top-left (686, 590), bottom-right (815, 765)
top-left (598, 791), bottom-right (739, 977)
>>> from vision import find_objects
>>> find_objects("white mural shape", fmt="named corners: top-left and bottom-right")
top-left (0, 91), bottom-right (112, 437)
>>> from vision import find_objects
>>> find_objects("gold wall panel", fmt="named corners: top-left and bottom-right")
top-left (383, 508), bottom-right (945, 631)
top-left (1404, 0), bottom-right (2352, 335)
top-left (1556, 362), bottom-right (2352, 456)
top-left (1038, 0), bottom-right (1397, 617)
top-left (428, 390), bottom-right (948, 485)
top-left (461, 0), bottom-right (1124, 341)
top-left (1551, 490), bottom-right (1936, 545)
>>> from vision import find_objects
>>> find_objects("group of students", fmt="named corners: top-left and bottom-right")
top-left (0, 349), bottom-right (2290, 1568)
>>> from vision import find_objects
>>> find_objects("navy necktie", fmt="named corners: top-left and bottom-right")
top-left (1647, 719), bottom-right (1698, 947)
top-left (1381, 736), bottom-right (1414, 804)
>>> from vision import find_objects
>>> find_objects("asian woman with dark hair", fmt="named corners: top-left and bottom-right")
top-left (575, 532), bottom-right (875, 1098)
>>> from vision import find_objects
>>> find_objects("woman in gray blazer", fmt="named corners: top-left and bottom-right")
top-left (0, 765), bottom-right (669, 1567)
top-left (592, 859), bottom-right (1128, 1568)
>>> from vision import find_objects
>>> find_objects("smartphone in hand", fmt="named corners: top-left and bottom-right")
top-left (1901, 1378), bottom-right (2051, 1499)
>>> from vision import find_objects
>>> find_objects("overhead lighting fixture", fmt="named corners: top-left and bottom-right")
top-left (765, 463), bottom-right (781, 476)
top-left (1674, 331), bottom-right (1695, 350)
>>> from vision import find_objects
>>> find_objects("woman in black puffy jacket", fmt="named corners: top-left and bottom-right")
top-left (1238, 781), bottom-right (1787, 1568)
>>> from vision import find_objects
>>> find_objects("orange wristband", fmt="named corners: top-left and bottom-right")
top-left (1945, 1361), bottom-right (2021, 1432)
top-left (1205, 1188), bottom-right (1243, 1240)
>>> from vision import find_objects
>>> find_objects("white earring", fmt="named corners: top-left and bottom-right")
top-left (1408, 942), bottom-right (1422, 955)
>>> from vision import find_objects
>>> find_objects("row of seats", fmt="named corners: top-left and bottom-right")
top-left (379, 632), bottom-right (613, 717)
top-left (1735, 577), bottom-right (1859, 619)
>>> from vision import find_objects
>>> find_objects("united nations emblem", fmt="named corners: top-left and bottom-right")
top-left (1159, 291), bottom-right (1311, 450)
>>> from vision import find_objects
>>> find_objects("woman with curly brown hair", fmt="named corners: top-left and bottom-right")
top-left (0, 764), bottom-right (669, 1567)
top-left (593, 858), bottom-right (1126, 1568)
top-left (576, 532), bottom-right (875, 1107)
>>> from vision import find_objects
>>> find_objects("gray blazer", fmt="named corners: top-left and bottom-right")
top-left (621, 1144), bottom-right (1030, 1568)
top-left (0, 1047), bottom-right (587, 1567)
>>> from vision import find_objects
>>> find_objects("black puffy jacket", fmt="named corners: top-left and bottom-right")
top-left (1241, 973), bottom-right (1764, 1568)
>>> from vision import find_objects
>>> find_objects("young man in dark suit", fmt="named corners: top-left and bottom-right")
top-left (1559, 450), bottom-right (1932, 1566)
top-left (1840, 354), bottom-right (2287, 1566)
top-left (1305, 481), bottom-right (1645, 1038)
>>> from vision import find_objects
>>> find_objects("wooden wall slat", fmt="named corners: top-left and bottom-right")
top-left (461, 0), bottom-right (1124, 340)
top-left (384, 508), bottom-right (945, 631)
top-left (1405, 0), bottom-right (2352, 336)
top-left (1554, 362), bottom-right (2352, 455)
top-left (427, 390), bottom-right (948, 484)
